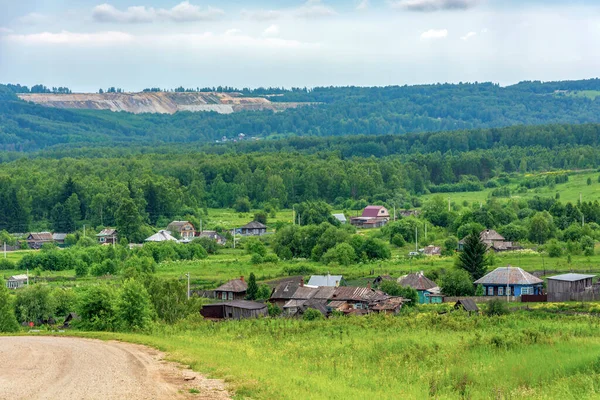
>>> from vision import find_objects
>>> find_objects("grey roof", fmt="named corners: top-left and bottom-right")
top-left (215, 279), bottom-right (248, 293)
top-left (28, 232), bottom-right (53, 241)
top-left (307, 275), bottom-right (343, 287)
top-left (97, 228), bottom-right (117, 237)
top-left (547, 273), bottom-right (596, 282)
top-left (241, 221), bottom-right (267, 229)
top-left (474, 266), bottom-right (543, 286)
top-left (455, 299), bottom-right (479, 312)
top-left (9, 274), bottom-right (28, 281)
top-left (203, 300), bottom-right (266, 310)
top-left (332, 213), bottom-right (347, 222)
top-left (397, 272), bottom-right (438, 291)
top-left (52, 233), bottom-right (68, 241)
top-left (145, 230), bottom-right (177, 242)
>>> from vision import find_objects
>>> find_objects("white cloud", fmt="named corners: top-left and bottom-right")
top-left (5, 31), bottom-right (134, 46)
top-left (0, 27), bottom-right (13, 34)
top-left (17, 13), bottom-right (50, 25)
top-left (460, 31), bottom-right (476, 40)
top-left (225, 29), bottom-right (242, 36)
top-left (263, 25), bottom-right (280, 37)
top-left (420, 28), bottom-right (448, 39)
top-left (356, 0), bottom-right (370, 10)
top-left (391, 0), bottom-right (479, 12)
top-left (92, 2), bottom-right (224, 23)
top-left (295, 0), bottom-right (337, 18)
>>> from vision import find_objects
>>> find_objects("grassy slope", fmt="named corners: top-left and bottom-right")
top-left (65, 311), bottom-right (600, 399)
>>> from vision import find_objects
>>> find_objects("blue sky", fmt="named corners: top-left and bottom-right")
top-left (0, 0), bottom-right (599, 92)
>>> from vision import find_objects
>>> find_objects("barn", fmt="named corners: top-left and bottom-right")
top-left (200, 300), bottom-right (268, 320)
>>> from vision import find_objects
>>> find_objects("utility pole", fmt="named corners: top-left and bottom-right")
top-left (3, 242), bottom-right (6, 259)
top-left (448, 197), bottom-right (451, 212)
top-left (506, 267), bottom-right (510, 303)
top-left (424, 223), bottom-right (427, 241)
top-left (393, 205), bottom-right (396, 222)
top-left (292, 205), bottom-right (295, 225)
top-left (415, 226), bottom-right (418, 252)
top-left (185, 272), bottom-right (190, 300)
top-left (83, 224), bottom-right (86, 238)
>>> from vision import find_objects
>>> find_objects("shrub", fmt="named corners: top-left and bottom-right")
top-left (0, 281), bottom-right (19, 332)
top-left (246, 273), bottom-right (259, 300)
top-left (234, 197), bottom-right (251, 213)
top-left (380, 281), bottom-right (419, 306)
top-left (0, 258), bottom-right (15, 270)
top-left (74, 261), bottom-right (89, 277)
top-left (251, 253), bottom-right (264, 265)
top-left (441, 269), bottom-right (475, 297)
top-left (245, 237), bottom-right (267, 257)
top-left (391, 234), bottom-right (405, 248)
top-left (267, 303), bottom-right (282, 317)
top-left (52, 288), bottom-right (77, 317)
top-left (192, 237), bottom-right (219, 254)
top-left (322, 243), bottom-right (356, 266)
top-left (303, 308), bottom-right (324, 321)
top-left (263, 254), bottom-right (279, 264)
top-left (14, 285), bottom-right (56, 324)
top-left (77, 286), bottom-right (117, 331)
top-left (254, 211), bottom-right (268, 225)
top-left (486, 299), bottom-right (509, 316)
top-left (116, 279), bottom-right (154, 331)
top-left (363, 238), bottom-right (391, 260)
top-left (546, 239), bottom-right (563, 258)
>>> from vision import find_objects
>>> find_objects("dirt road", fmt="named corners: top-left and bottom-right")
top-left (0, 336), bottom-right (230, 400)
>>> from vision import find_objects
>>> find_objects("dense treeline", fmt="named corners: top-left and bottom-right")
top-left (3, 79), bottom-right (600, 151)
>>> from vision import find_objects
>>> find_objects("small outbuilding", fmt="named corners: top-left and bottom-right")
top-left (454, 299), bottom-right (479, 314)
top-left (200, 300), bottom-right (268, 320)
top-left (332, 213), bottom-right (347, 224)
top-left (397, 271), bottom-right (442, 304)
top-left (96, 228), bottom-right (118, 245)
top-left (547, 273), bottom-right (595, 302)
top-left (26, 232), bottom-right (53, 249)
top-left (6, 274), bottom-right (28, 289)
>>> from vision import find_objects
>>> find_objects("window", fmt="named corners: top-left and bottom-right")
top-left (507, 286), bottom-right (511, 296)
top-left (228, 292), bottom-right (233, 300)
top-left (521, 286), bottom-right (533, 295)
top-left (487, 287), bottom-right (494, 296)
top-left (100, 237), bottom-right (105, 243)
top-left (498, 287), bottom-right (504, 296)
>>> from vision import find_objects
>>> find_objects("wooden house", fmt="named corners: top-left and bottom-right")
top-left (237, 221), bottom-right (267, 236)
top-left (459, 229), bottom-right (522, 252)
top-left (214, 277), bottom-right (248, 301)
top-left (6, 274), bottom-right (28, 289)
top-left (52, 233), bottom-right (68, 246)
top-left (547, 273), bottom-right (595, 302)
top-left (96, 229), bottom-right (118, 245)
top-left (422, 245), bottom-right (441, 256)
top-left (166, 221), bottom-right (196, 240)
top-left (397, 271), bottom-right (443, 304)
top-left (197, 230), bottom-right (227, 245)
top-left (200, 300), bottom-right (268, 320)
top-left (26, 232), bottom-right (53, 249)
top-left (350, 206), bottom-right (390, 229)
top-left (474, 266), bottom-right (543, 297)
top-left (371, 297), bottom-right (404, 315)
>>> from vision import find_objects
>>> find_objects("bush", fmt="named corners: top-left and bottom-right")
top-left (268, 302), bottom-right (282, 317)
top-left (254, 211), bottom-right (268, 225)
top-left (391, 234), bottom-right (405, 248)
top-left (0, 258), bottom-right (15, 270)
top-left (192, 237), bottom-right (219, 254)
top-left (116, 279), bottom-right (154, 331)
top-left (546, 239), bottom-right (563, 258)
top-left (363, 238), bottom-right (391, 260)
top-left (52, 288), bottom-right (77, 317)
top-left (303, 308), bottom-right (324, 321)
top-left (14, 285), bottom-right (56, 324)
top-left (234, 197), bottom-right (251, 213)
top-left (486, 299), bottom-right (509, 316)
top-left (77, 286), bottom-right (117, 331)
top-left (245, 237), bottom-right (267, 257)
top-left (263, 254), bottom-right (279, 264)
top-left (322, 243), bottom-right (356, 266)
top-left (251, 253), bottom-right (264, 264)
top-left (380, 281), bottom-right (419, 306)
top-left (441, 269), bottom-right (475, 297)
top-left (0, 281), bottom-right (19, 332)
top-left (74, 261), bottom-right (89, 277)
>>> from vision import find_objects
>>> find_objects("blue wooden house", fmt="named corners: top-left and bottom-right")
top-left (474, 266), bottom-right (543, 296)
top-left (397, 272), bottom-right (443, 304)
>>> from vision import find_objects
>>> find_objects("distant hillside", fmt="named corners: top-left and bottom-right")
top-left (3, 79), bottom-right (600, 152)
top-left (18, 91), bottom-right (305, 115)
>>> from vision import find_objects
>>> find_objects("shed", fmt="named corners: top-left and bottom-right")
top-left (6, 274), bottom-right (28, 289)
top-left (61, 312), bottom-right (80, 328)
top-left (547, 273), bottom-right (595, 301)
top-left (454, 299), bottom-right (479, 313)
top-left (200, 300), bottom-right (267, 320)
top-left (96, 228), bottom-right (118, 245)
top-left (332, 213), bottom-right (347, 224)
top-left (52, 233), bottom-right (68, 245)
top-left (197, 230), bottom-right (227, 245)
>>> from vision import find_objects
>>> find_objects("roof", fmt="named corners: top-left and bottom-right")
top-left (547, 273), bottom-right (596, 282)
top-left (97, 229), bottom-right (117, 237)
top-left (474, 266), bottom-right (543, 286)
top-left (480, 229), bottom-right (505, 242)
top-left (145, 230), bottom-right (178, 242)
top-left (241, 221), bottom-right (267, 229)
top-left (28, 232), bottom-right (53, 241)
top-left (215, 278), bottom-right (248, 293)
top-left (330, 286), bottom-right (388, 302)
top-left (9, 274), bottom-right (28, 281)
top-left (271, 281), bottom-right (301, 300)
top-left (307, 275), bottom-right (343, 287)
top-left (332, 213), bottom-right (347, 222)
top-left (52, 233), bottom-right (68, 241)
top-left (203, 300), bottom-right (266, 310)
top-left (361, 206), bottom-right (389, 218)
top-left (371, 297), bottom-right (404, 311)
top-left (422, 245), bottom-right (441, 255)
top-left (397, 272), bottom-right (438, 291)
top-left (455, 299), bottom-right (479, 312)
top-left (167, 221), bottom-right (195, 231)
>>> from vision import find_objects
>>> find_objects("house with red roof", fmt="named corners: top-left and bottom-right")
top-left (350, 205), bottom-right (390, 228)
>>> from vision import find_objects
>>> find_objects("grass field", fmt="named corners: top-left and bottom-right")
top-left (67, 310), bottom-right (600, 399)
top-left (564, 90), bottom-right (600, 100)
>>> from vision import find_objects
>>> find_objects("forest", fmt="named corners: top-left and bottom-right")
top-left (2, 79), bottom-right (600, 151)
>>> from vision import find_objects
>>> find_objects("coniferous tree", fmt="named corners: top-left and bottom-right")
top-left (246, 273), bottom-right (258, 300)
top-left (457, 232), bottom-right (488, 280)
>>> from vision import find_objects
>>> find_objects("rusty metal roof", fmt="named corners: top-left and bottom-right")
top-left (331, 286), bottom-right (387, 302)
top-left (215, 279), bottom-right (248, 293)
top-left (474, 266), bottom-right (543, 286)
top-left (398, 272), bottom-right (438, 291)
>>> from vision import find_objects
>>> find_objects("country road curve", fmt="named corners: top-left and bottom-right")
top-left (0, 336), bottom-right (231, 400)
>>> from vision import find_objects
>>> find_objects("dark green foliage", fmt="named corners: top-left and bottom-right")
top-left (147, 278), bottom-right (197, 324)
top-left (192, 237), bottom-right (219, 254)
top-left (256, 284), bottom-right (272, 300)
top-left (303, 308), bottom-right (324, 321)
top-left (442, 236), bottom-right (459, 256)
top-left (362, 238), bottom-right (391, 260)
top-left (0, 258), bottom-right (15, 270)
top-left (0, 281), bottom-right (19, 332)
top-left (486, 299), bottom-right (509, 316)
top-left (475, 284), bottom-right (484, 296)
top-left (380, 281), bottom-right (418, 306)
top-left (246, 273), bottom-right (259, 300)
top-left (77, 286), bottom-right (116, 331)
top-left (441, 269), bottom-right (475, 297)
top-left (546, 239), bottom-right (564, 258)
top-left (254, 211), bottom-right (268, 225)
top-left (457, 232), bottom-right (488, 280)
top-left (234, 197), bottom-right (251, 213)
top-left (245, 237), bottom-right (267, 257)
top-left (268, 303), bottom-right (282, 317)
top-left (295, 201), bottom-right (338, 226)
top-left (322, 243), bottom-right (356, 266)
top-left (52, 288), bottom-right (77, 317)
top-left (250, 253), bottom-right (264, 264)
top-left (14, 285), bottom-right (56, 323)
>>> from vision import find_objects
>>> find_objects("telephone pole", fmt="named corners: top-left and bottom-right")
top-left (185, 273), bottom-right (190, 300)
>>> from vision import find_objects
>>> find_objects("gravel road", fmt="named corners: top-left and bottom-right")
top-left (0, 336), bottom-right (230, 400)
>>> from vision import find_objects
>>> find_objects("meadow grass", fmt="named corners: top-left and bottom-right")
top-left (67, 310), bottom-right (600, 399)
top-left (564, 90), bottom-right (600, 100)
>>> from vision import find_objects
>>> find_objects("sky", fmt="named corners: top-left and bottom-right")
top-left (0, 0), bottom-right (599, 92)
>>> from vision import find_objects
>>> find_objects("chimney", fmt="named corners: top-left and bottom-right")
top-left (335, 280), bottom-right (340, 287)
top-left (300, 278), bottom-right (304, 287)
top-left (367, 282), bottom-right (371, 289)
top-left (240, 276), bottom-right (244, 282)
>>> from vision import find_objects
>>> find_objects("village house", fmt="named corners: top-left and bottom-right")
top-left (350, 206), bottom-right (390, 228)
top-left (52, 233), bottom-right (68, 246)
top-left (166, 221), bottom-right (196, 241)
top-left (307, 274), bottom-right (344, 287)
top-left (474, 266), bottom-right (543, 297)
top-left (214, 277), bottom-right (248, 301)
top-left (371, 297), bottom-right (404, 315)
top-left (397, 271), bottom-right (443, 304)
top-left (26, 232), bottom-right (53, 249)
top-left (200, 300), bottom-right (268, 320)
top-left (237, 221), bottom-right (267, 236)
top-left (96, 228), bottom-right (118, 245)
top-left (6, 274), bottom-right (28, 289)
top-left (547, 273), bottom-right (596, 302)
top-left (459, 229), bottom-right (522, 252)
top-left (332, 213), bottom-right (347, 224)
top-left (422, 245), bottom-right (441, 256)
top-left (196, 230), bottom-right (227, 245)
top-left (328, 286), bottom-right (389, 311)
top-left (145, 230), bottom-right (178, 242)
